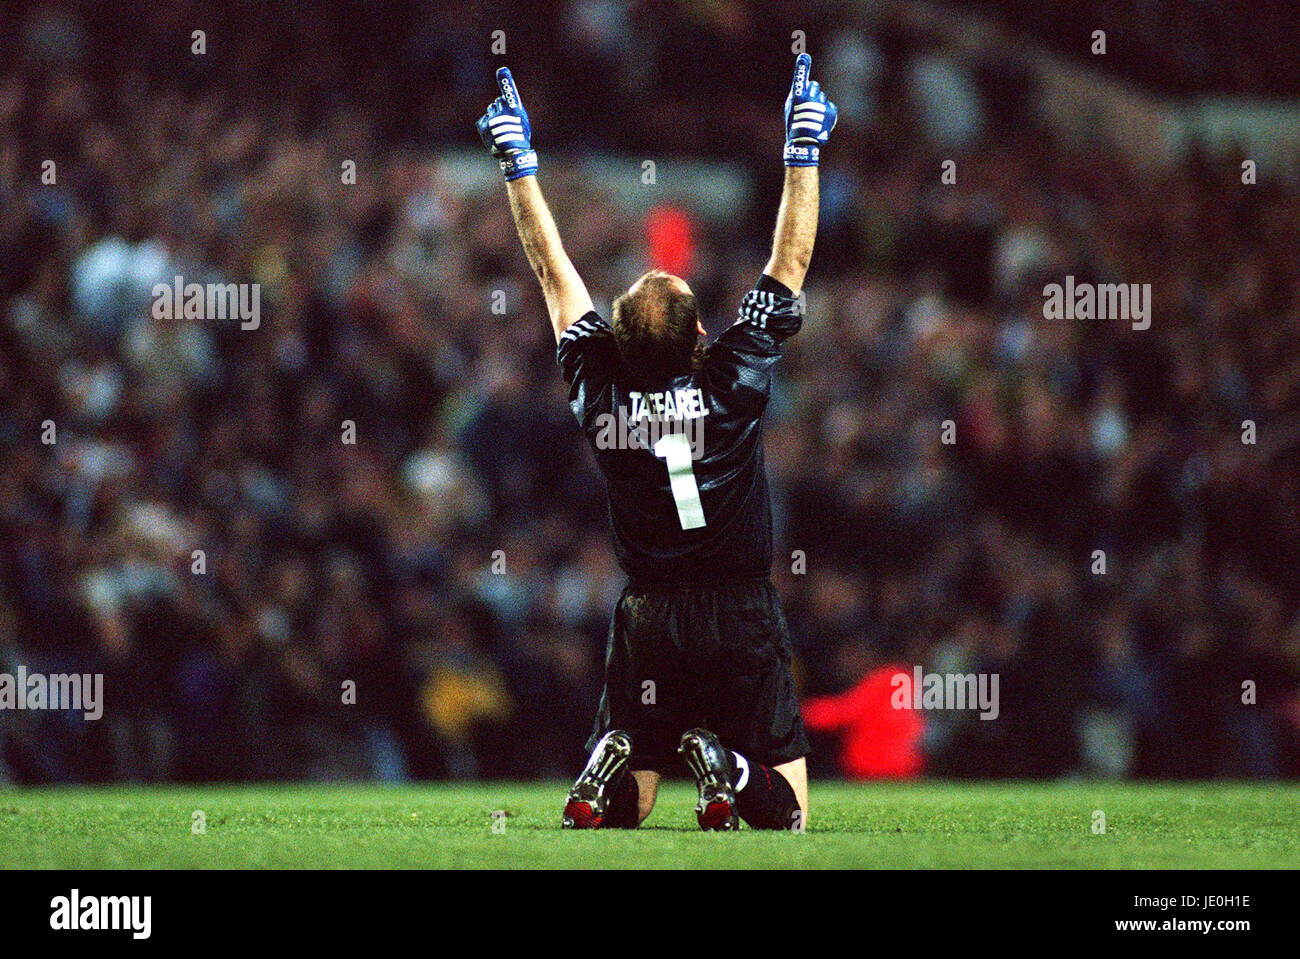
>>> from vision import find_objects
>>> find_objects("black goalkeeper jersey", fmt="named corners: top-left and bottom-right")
top-left (557, 273), bottom-right (802, 586)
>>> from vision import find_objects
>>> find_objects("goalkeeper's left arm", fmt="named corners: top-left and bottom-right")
top-left (476, 67), bottom-right (594, 341)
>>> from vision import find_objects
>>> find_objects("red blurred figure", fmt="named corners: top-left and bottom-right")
top-left (803, 663), bottom-right (926, 779)
top-left (645, 205), bottom-right (695, 277)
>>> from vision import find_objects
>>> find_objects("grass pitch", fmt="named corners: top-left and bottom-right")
top-left (0, 780), bottom-right (1295, 869)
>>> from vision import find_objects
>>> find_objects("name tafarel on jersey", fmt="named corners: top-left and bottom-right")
top-left (627, 387), bottom-right (710, 423)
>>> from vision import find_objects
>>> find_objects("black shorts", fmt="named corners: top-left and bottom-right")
top-left (586, 578), bottom-right (811, 774)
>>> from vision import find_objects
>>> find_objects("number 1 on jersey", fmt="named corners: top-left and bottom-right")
top-left (653, 433), bottom-right (706, 530)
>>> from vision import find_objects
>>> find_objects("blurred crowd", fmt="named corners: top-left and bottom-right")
top-left (967, 0), bottom-right (1300, 97)
top-left (2, 0), bottom-right (1299, 784)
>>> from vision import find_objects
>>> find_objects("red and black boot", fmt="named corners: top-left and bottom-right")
top-left (678, 728), bottom-right (739, 831)
top-left (562, 730), bottom-right (634, 829)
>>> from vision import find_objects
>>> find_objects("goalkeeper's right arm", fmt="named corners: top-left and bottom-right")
top-left (764, 167), bottom-right (819, 294)
top-left (764, 53), bottom-right (836, 293)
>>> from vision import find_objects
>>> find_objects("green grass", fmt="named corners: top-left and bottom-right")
top-left (0, 781), bottom-right (1295, 869)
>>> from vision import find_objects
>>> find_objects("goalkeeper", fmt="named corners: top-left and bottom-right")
top-left (477, 53), bottom-right (836, 830)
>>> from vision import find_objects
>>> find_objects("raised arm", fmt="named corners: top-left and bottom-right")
top-left (764, 167), bottom-right (819, 293)
top-left (477, 67), bottom-right (593, 340)
top-left (505, 176), bottom-right (594, 339)
top-left (764, 53), bottom-right (836, 294)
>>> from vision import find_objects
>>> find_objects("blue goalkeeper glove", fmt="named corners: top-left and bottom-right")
top-left (476, 67), bottom-right (538, 181)
top-left (783, 53), bottom-right (837, 167)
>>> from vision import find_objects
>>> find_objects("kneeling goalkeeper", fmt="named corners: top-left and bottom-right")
top-left (476, 53), bottom-right (836, 830)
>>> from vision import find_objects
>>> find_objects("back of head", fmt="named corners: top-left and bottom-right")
top-left (611, 272), bottom-right (702, 387)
